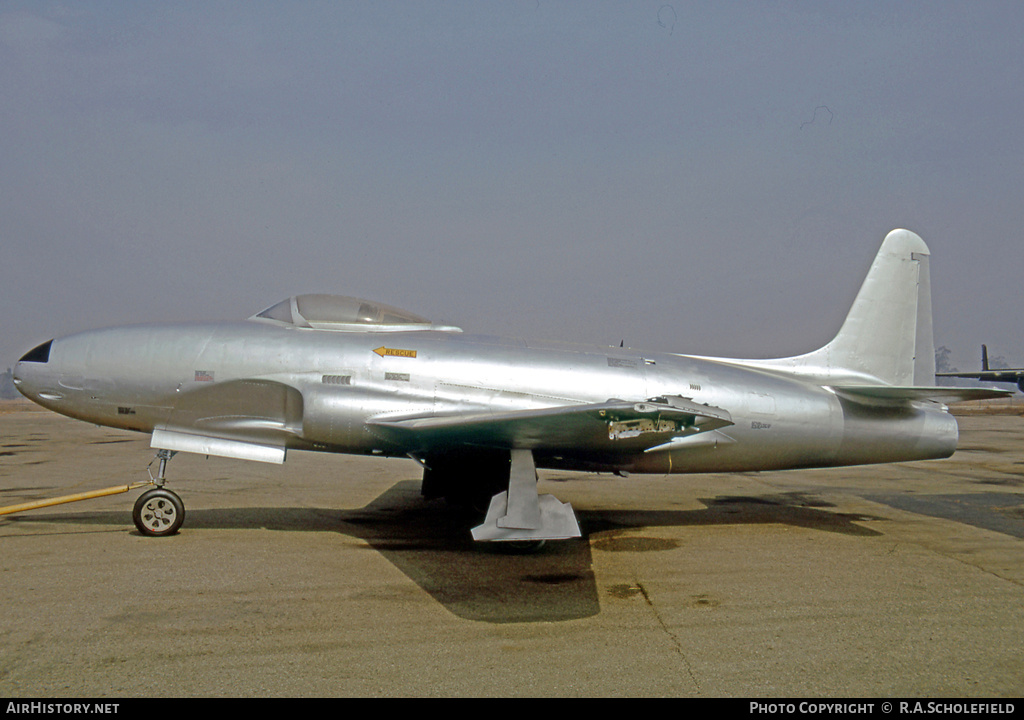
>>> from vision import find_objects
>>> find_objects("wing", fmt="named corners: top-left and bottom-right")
top-left (367, 395), bottom-right (734, 454)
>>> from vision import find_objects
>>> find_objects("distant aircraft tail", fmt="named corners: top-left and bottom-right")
top-left (723, 229), bottom-right (936, 386)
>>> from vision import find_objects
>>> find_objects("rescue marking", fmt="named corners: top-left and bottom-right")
top-left (373, 346), bottom-right (417, 358)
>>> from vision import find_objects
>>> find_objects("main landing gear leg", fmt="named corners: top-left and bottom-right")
top-left (133, 449), bottom-right (185, 537)
top-left (471, 449), bottom-right (581, 550)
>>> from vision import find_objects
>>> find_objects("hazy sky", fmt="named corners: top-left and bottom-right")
top-left (2, 1), bottom-right (1022, 374)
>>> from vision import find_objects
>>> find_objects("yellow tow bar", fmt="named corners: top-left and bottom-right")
top-left (0, 481), bottom-right (155, 517)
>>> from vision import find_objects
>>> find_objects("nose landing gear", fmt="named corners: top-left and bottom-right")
top-left (0, 447), bottom-right (187, 536)
top-left (132, 449), bottom-right (184, 537)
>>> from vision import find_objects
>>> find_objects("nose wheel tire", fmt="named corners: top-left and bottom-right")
top-left (133, 488), bottom-right (185, 537)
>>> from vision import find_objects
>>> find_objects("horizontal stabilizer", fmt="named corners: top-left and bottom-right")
top-left (832, 385), bottom-right (1012, 405)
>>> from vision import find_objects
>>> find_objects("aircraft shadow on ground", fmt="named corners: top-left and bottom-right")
top-left (3, 481), bottom-right (884, 624)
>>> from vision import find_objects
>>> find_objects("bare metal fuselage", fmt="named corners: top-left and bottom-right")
top-left (14, 320), bottom-right (958, 475)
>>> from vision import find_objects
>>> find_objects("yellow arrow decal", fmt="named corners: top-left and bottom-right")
top-left (373, 346), bottom-right (417, 359)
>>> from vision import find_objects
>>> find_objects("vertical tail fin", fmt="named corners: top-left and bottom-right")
top-left (814, 228), bottom-right (935, 385)
top-left (982, 344), bottom-right (990, 371)
top-left (726, 229), bottom-right (936, 386)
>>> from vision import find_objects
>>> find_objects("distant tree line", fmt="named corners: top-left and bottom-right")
top-left (1, 368), bottom-right (18, 399)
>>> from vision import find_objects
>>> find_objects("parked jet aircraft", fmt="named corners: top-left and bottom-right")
top-left (11, 229), bottom-right (1008, 545)
top-left (937, 345), bottom-right (1024, 393)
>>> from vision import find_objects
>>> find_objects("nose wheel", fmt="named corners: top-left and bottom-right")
top-left (132, 488), bottom-right (185, 537)
top-left (133, 448), bottom-right (185, 537)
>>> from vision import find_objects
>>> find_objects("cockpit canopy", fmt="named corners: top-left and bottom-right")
top-left (249, 294), bottom-right (461, 333)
